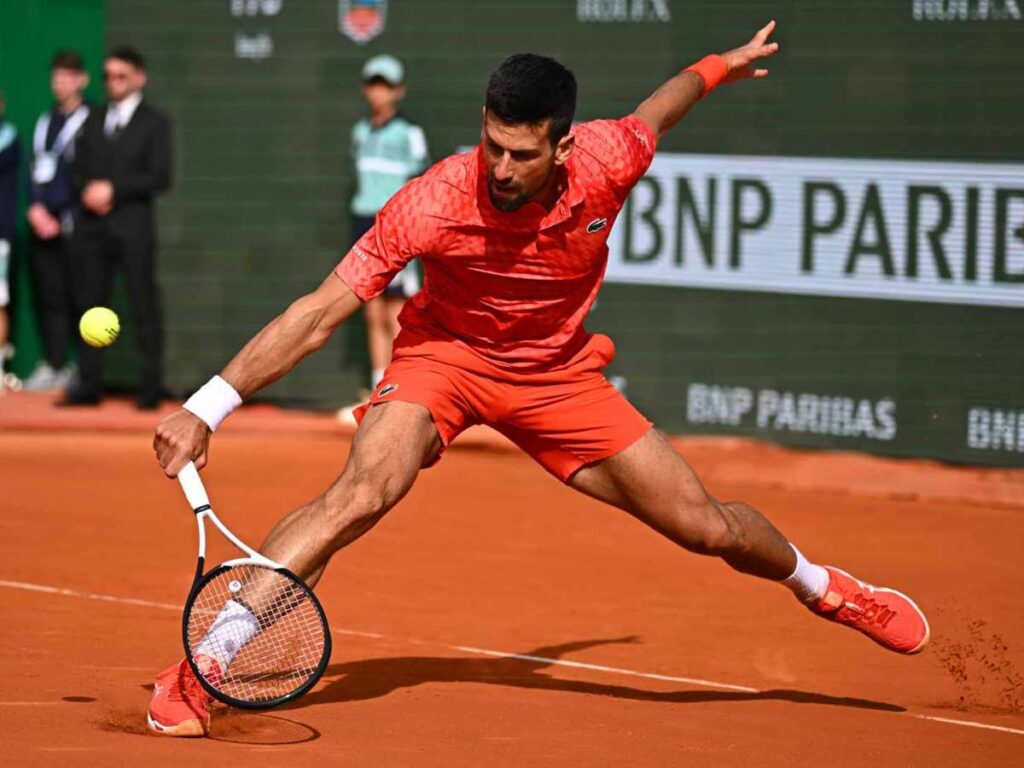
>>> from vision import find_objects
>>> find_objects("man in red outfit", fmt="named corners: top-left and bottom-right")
top-left (147, 22), bottom-right (929, 737)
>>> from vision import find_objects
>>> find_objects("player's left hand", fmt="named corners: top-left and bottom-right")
top-left (721, 20), bottom-right (779, 84)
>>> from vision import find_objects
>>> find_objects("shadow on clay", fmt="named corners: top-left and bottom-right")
top-left (286, 636), bottom-right (905, 714)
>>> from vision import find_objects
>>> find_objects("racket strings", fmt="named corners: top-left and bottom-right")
top-left (186, 565), bottom-right (327, 704)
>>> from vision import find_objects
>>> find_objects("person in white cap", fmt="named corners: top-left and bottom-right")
top-left (348, 54), bottom-right (429, 398)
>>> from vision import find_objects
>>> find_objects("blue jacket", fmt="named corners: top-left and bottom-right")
top-left (30, 104), bottom-right (89, 216)
top-left (0, 120), bottom-right (20, 241)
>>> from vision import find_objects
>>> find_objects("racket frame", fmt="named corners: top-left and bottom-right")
top-left (176, 462), bottom-right (332, 710)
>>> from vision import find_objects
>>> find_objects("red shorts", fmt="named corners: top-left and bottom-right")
top-left (354, 330), bottom-right (652, 482)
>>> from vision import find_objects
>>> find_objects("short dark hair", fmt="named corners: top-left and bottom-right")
top-left (106, 45), bottom-right (146, 71)
top-left (485, 54), bottom-right (577, 145)
top-left (51, 50), bottom-right (85, 72)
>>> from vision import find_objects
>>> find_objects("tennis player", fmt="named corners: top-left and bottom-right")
top-left (148, 22), bottom-right (929, 737)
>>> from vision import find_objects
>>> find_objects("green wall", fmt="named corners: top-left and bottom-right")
top-left (0, 0), bottom-right (106, 377)
top-left (89, 2), bottom-right (1024, 465)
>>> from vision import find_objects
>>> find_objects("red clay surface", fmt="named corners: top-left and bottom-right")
top-left (1, 393), bottom-right (1023, 766)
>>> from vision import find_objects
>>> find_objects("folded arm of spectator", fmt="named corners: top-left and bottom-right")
top-left (27, 153), bottom-right (66, 238)
top-left (27, 203), bottom-right (60, 239)
top-left (31, 176), bottom-right (75, 216)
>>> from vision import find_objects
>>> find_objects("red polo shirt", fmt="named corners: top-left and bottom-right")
top-left (335, 114), bottom-right (657, 372)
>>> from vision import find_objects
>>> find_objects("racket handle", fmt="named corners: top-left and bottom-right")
top-left (177, 461), bottom-right (211, 511)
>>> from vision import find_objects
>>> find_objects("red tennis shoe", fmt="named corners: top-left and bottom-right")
top-left (146, 656), bottom-right (220, 737)
top-left (810, 567), bottom-right (930, 654)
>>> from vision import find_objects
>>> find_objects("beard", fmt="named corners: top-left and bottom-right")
top-left (487, 175), bottom-right (530, 212)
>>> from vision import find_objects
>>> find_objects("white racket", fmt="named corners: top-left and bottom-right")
top-left (176, 462), bottom-right (331, 709)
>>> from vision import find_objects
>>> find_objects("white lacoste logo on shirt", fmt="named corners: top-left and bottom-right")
top-left (352, 244), bottom-right (370, 263)
top-left (587, 218), bottom-right (608, 234)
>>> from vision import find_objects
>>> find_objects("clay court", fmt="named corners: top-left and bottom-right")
top-left (1, 392), bottom-right (1022, 767)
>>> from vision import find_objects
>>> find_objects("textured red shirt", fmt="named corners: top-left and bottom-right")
top-left (335, 115), bottom-right (657, 371)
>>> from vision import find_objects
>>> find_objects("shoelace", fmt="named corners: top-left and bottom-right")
top-left (165, 668), bottom-right (211, 707)
top-left (841, 591), bottom-right (897, 629)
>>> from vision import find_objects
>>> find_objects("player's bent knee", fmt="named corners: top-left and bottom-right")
top-left (322, 472), bottom-right (393, 535)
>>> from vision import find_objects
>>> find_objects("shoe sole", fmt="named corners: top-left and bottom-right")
top-left (146, 712), bottom-right (208, 738)
top-left (829, 567), bottom-right (931, 654)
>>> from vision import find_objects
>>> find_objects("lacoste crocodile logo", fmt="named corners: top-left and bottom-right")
top-left (587, 218), bottom-right (608, 234)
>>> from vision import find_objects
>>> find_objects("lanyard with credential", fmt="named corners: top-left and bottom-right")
top-left (33, 106), bottom-right (90, 157)
top-left (32, 106), bottom-right (90, 184)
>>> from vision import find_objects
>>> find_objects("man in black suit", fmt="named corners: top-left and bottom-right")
top-left (65, 45), bottom-right (172, 409)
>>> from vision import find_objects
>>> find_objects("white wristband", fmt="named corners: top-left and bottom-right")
top-left (183, 375), bottom-right (242, 432)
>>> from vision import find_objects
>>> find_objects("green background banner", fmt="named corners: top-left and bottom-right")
top-left (3, 2), bottom-right (1021, 466)
top-left (0, 0), bottom-right (106, 378)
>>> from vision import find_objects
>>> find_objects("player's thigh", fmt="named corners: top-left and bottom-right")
top-left (568, 429), bottom-right (718, 530)
top-left (330, 400), bottom-right (442, 510)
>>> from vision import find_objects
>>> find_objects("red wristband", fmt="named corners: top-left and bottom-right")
top-left (684, 54), bottom-right (728, 98)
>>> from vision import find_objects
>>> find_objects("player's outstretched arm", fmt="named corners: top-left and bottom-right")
top-left (634, 20), bottom-right (780, 139)
top-left (219, 273), bottom-right (360, 399)
top-left (154, 273), bottom-right (361, 477)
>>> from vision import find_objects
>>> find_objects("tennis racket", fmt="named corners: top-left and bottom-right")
top-left (176, 461), bottom-right (331, 709)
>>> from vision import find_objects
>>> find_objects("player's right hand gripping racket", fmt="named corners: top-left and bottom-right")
top-left (176, 461), bottom-right (331, 709)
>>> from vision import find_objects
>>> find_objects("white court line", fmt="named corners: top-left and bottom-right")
top-left (0, 580), bottom-right (179, 612)
top-left (2, 578), bottom-right (1023, 738)
top-left (445, 645), bottom-right (758, 693)
top-left (912, 715), bottom-right (1024, 737)
top-left (333, 628), bottom-right (387, 640)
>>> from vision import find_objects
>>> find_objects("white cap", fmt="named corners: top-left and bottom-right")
top-left (361, 54), bottom-right (404, 86)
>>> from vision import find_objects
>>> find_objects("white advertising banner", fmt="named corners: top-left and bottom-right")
top-left (605, 153), bottom-right (1024, 308)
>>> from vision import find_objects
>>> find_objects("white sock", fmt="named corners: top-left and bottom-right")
top-left (781, 545), bottom-right (830, 604)
top-left (194, 599), bottom-right (261, 666)
top-left (371, 368), bottom-right (385, 389)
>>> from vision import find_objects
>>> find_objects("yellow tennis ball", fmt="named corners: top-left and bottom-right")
top-left (79, 307), bottom-right (120, 348)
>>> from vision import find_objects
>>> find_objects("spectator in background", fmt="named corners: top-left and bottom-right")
top-left (350, 54), bottom-right (429, 395)
top-left (64, 45), bottom-right (172, 409)
top-left (0, 90), bottom-right (20, 392)
top-left (24, 51), bottom-right (91, 392)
